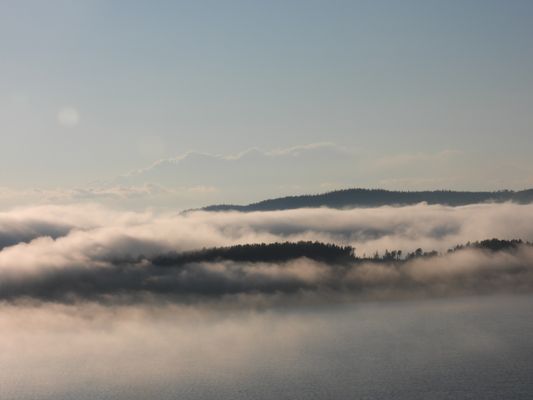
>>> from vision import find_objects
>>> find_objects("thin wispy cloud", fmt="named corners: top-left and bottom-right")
top-left (123, 142), bottom-right (354, 177)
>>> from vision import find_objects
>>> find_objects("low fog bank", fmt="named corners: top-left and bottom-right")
top-left (1, 242), bottom-right (533, 304)
top-left (2, 202), bottom-right (533, 254)
top-left (0, 202), bottom-right (532, 304)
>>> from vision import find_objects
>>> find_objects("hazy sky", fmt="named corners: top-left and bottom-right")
top-left (1, 1), bottom-right (532, 203)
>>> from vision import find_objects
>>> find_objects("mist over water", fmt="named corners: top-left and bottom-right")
top-left (2, 294), bottom-right (533, 399)
top-left (1, 203), bottom-right (533, 398)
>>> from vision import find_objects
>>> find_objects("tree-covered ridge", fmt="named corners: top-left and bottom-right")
top-left (151, 239), bottom-right (532, 267)
top-left (370, 239), bottom-right (530, 261)
top-left (153, 241), bottom-right (356, 266)
top-left (201, 188), bottom-right (533, 212)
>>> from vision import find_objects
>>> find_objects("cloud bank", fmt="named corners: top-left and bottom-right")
top-left (1, 202), bottom-right (533, 304)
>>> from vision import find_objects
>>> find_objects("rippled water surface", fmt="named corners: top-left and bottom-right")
top-left (2, 295), bottom-right (533, 399)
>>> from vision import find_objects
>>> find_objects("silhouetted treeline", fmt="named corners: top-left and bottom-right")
top-left (201, 188), bottom-right (533, 212)
top-left (153, 241), bottom-right (356, 266)
top-left (448, 238), bottom-right (529, 253)
top-left (367, 248), bottom-right (439, 261)
top-left (367, 239), bottom-right (532, 262)
top-left (151, 238), bottom-right (532, 267)
top-left (361, 248), bottom-right (438, 262)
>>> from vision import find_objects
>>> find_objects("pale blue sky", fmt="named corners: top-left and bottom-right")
top-left (1, 1), bottom-right (532, 202)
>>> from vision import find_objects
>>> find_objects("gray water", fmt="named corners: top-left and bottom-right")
top-left (2, 294), bottom-right (533, 399)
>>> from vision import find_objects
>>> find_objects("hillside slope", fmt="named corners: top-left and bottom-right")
top-left (201, 188), bottom-right (533, 212)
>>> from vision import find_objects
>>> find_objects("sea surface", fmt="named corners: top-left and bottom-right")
top-left (2, 294), bottom-right (533, 399)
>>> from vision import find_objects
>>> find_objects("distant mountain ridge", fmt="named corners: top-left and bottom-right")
top-left (201, 188), bottom-right (533, 212)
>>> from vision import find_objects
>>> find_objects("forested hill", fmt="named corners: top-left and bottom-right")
top-left (153, 241), bottom-right (356, 266)
top-left (201, 188), bottom-right (533, 212)
top-left (150, 239), bottom-right (531, 267)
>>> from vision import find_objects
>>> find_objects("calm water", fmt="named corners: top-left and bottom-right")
top-left (2, 294), bottom-right (533, 399)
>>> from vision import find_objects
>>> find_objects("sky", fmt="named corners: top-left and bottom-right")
top-left (1, 0), bottom-right (533, 208)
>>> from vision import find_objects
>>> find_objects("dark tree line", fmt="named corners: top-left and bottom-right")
top-left (367, 239), bottom-right (531, 262)
top-left (448, 238), bottom-right (529, 253)
top-left (150, 238), bottom-right (532, 267)
top-left (153, 241), bottom-right (356, 266)
top-left (363, 248), bottom-right (437, 262)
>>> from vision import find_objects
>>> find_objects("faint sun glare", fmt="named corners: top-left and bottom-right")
top-left (57, 107), bottom-right (80, 127)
